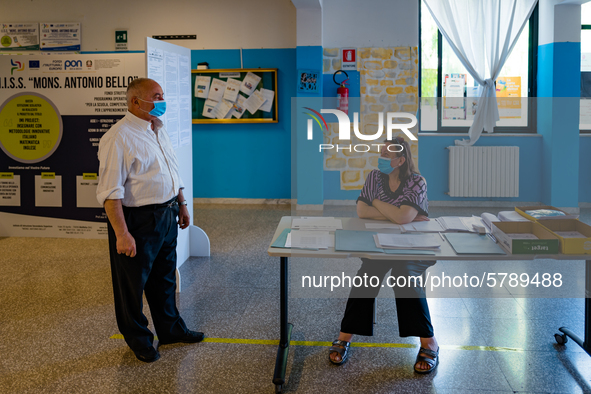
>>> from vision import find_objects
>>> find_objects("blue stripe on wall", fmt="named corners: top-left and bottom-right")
top-left (537, 42), bottom-right (580, 207)
top-left (191, 48), bottom-right (295, 199)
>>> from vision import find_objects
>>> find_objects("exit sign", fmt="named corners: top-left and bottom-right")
top-left (115, 30), bottom-right (128, 51)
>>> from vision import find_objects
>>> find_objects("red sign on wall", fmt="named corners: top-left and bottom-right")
top-left (341, 48), bottom-right (356, 70)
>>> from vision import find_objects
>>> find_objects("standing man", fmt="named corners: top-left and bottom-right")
top-left (97, 78), bottom-right (204, 363)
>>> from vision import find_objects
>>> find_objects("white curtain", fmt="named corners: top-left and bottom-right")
top-left (424, 0), bottom-right (537, 146)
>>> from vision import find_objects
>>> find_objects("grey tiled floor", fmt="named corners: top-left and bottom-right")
top-left (0, 204), bottom-right (590, 393)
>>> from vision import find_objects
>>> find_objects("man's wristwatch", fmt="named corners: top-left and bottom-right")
top-left (179, 200), bottom-right (187, 206)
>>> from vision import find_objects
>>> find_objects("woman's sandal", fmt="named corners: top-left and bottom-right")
top-left (414, 347), bottom-right (439, 374)
top-left (328, 340), bottom-right (351, 365)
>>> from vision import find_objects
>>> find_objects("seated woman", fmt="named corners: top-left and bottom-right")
top-left (328, 136), bottom-right (439, 374)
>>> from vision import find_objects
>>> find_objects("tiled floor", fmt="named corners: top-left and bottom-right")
top-left (0, 204), bottom-right (590, 393)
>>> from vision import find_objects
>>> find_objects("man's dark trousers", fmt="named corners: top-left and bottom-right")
top-left (107, 201), bottom-right (188, 352)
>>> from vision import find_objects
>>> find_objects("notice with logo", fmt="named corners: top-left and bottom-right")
top-left (443, 73), bottom-right (466, 120)
top-left (202, 99), bottom-right (217, 118)
top-left (231, 95), bottom-right (247, 118)
top-left (0, 23), bottom-right (39, 51)
top-left (244, 90), bottom-right (265, 114)
top-left (212, 100), bottom-right (233, 119)
top-left (40, 22), bottom-right (81, 51)
top-left (258, 88), bottom-right (275, 112)
top-left (240, 72), bottom-right (262, 96)
top-left (208, 78), bottom-right (226, 102)
top-left (223, 78), bottom-right (241, 102)
top-left (194, 76), bottom-right (211, 98)
top-left (496, 76), bottom-right (521, 119)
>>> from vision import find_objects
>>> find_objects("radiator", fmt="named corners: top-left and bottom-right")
top-left (447, 146), bottom-right (519, 198)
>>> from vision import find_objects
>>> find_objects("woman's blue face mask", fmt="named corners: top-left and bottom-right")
top-left (138, 98), bottom-right (166, 117)
top-left (378, 156), bottom-right (400, 174)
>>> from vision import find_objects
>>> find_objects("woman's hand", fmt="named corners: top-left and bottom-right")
top-left (413, 214), bottom-right (429, 222)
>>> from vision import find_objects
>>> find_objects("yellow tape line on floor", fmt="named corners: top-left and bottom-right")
top-left (109, 334), bottom-right (523, 352)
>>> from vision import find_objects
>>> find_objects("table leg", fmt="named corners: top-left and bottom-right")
top-left (556, 259), bottom-right (591, 357)
top-left (273, 256), bottom-right (293, 392)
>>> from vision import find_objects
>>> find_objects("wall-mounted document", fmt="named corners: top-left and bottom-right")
top-left (208, 78), bottom-right (226, 102)
top-left (202, 99), bottom-right (217, 118)
top-left (212, 99), bottom-right (233, 119)
top-left (194, 76), bottom-right (211, 98)
top-left (231, 95), bottom-right (247, 119)
top-left (259, 88), bottom-right (275, 112)
top-left (244, 90), bottom-right (265, 114)
top-left (223, 78), bottom-right (241, 102)
top-left (240, 72), bottom-right (262, 96)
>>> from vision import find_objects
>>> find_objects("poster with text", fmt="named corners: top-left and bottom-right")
top-left (0, 53), bottom-right (144, 238)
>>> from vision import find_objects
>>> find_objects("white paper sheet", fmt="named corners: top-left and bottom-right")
top-left (498, 211), bottom-right (530, 222)
top-left (202, 99), bottom-right (217, 118)
top-left (402, 220), bottom-right (445, 233)
top-left (212, 100), bottom-right (234, 119)
top-left (231, 95), bottom-right (247, 119)
top-left (223, 78), bottom-right (241, 102)
top-left (208, 78), bottom-right (226, 102)
top-left (376, 233), bottom-right (442, 249)
top-left (290, 230), bottom-right (333, 249)
top-left (291, 217), bottom-right (343, 231)
top-left (194, 76), bottom-right (211, 98)
top-left (240, 72), bottom-right (262, 96)
top-left (244, 90), bottom-right (265, 114)
top-left (506, 233), bottom-right (539, 240)
top-left (258, 88), bottom-right (275, 112)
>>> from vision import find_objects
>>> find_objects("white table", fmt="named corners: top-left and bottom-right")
top-left (267, 216), bottom-right (591, 394)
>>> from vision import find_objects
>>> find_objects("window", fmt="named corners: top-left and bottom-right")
top-left (580, 2), bottom-right (591, 131)
top-left (419, 0), bottom-right (538, 132)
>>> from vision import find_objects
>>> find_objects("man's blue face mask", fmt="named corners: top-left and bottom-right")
top-left (138, 98), bottom-right (166, 117)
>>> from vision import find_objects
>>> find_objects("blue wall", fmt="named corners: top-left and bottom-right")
top-left (191, 48), bottom-right (295, 199)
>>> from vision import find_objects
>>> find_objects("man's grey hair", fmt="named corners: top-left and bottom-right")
top-left (126, 78), bottom-right (154, 105)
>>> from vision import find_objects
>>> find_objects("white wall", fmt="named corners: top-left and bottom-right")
top-left (322, 0), bottom-right (418, 47)
top-left (3, 0), bottom-right (296, 50)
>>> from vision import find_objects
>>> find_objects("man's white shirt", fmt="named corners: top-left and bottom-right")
top-left (96, 111), bottom-right (184, 207)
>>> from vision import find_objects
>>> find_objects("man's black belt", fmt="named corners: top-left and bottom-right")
top-left (127, 196), bottom-right (178, 210)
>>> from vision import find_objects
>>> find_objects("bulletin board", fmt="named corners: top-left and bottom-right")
top-left (192, 68), bottom-right (278, 124)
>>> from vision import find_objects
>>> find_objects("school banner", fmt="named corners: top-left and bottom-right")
top-left (0, 53), bottom-right (144, 238)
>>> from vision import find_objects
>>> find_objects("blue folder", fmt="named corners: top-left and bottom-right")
top-left (270, 228), bottom-right (291, 248)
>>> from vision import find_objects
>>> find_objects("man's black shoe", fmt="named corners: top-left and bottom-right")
top-left (133, 346), bottom-right (160, 363)
top-left (158, 330), bottom-right (205, 346)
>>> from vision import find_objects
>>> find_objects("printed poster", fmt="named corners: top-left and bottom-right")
top-left (496, 76), bottom-right (521, 119)
top-left (0, 23), bottom-right (39, 51)
top-left (40, 22), bottom-right (81, 51)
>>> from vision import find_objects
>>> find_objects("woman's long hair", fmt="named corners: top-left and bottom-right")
top-left (388, 136), bottom-right (419, 182)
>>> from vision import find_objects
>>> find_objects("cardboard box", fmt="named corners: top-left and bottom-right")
top-left (492, 221), bottom-right (560, 254)
top-left (537, 219), bottom-right (591, 254)
top-left (515, 205), bottom-right (578, 221)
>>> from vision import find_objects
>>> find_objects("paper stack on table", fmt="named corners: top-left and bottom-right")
top-left (374, 233), bottom-right (442, 250)
top-left (291, 217), bottom-right (343, 231)
top-left (401, 216), bottom-right (489, 233)
top-left (287, 230), bottom-right (334, 250)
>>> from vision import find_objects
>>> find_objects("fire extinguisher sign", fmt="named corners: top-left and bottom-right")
top-left (341, 48), bottom-right (357, 71)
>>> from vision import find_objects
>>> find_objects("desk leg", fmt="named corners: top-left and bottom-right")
top-left (556, 259), bottom-right (591, 357)
top-left (273, 256), bottom-right (293, 393)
